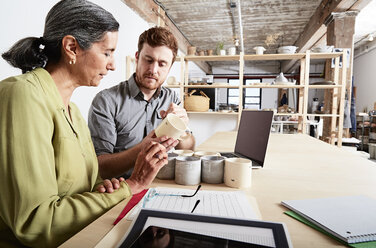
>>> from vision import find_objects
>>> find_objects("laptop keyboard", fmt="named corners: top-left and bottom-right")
top-left (220, 153), bottom-right (238, 158)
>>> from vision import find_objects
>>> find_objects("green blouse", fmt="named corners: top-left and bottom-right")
top-left (0, 68), bottom-right (132, 247)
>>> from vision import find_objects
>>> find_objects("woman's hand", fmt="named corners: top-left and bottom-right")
top-left (126, 141), bottom-right (168, 194)
top-left (142, 130), bottom-right (179, 152)
top-left (96, 177), bottom-right (125, 193)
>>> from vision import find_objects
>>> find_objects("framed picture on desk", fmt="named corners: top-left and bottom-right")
top-left (116, 209), bottom-right (292, 248)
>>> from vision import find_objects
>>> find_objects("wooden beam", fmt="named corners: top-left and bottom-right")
top-left (281, 0), bottom-right (371, 73)
top-left (121, 0), bottom-right (212, 74)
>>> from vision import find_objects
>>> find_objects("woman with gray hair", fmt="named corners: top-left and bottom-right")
top-left (0, 0), bottom-right (167, 247)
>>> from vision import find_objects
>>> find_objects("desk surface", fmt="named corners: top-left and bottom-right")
top-left (60, 133), bottom-right (376, 248)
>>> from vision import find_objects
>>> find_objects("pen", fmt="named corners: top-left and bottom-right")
top-left (191, 199), bottom-right (200, 213)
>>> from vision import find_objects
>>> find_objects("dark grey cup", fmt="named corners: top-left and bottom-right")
top-left (175, 156), bottom-right (201, 185)
top-left (201, 156), bottom-right (225, 184)
top-left (156, 153), bottom-right (178, 180)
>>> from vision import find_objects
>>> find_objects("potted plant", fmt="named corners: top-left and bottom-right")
top-left (216, 41), bottom-right (226, 55)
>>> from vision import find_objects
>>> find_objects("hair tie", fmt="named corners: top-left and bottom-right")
top-left (38, 37), bottom-right (45, 51)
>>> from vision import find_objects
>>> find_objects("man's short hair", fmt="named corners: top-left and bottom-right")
top-left (138, 26), bottom-right (178, 65)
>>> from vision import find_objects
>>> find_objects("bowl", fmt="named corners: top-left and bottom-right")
top-left (277, 46), bottom-right (298, 54)
top-left (311, 45), bottom-right (334, 53)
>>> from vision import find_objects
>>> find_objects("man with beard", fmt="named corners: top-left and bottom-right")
top-left (88, 27), bottom-right (195, 179)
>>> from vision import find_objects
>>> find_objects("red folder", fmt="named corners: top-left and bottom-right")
top-left (113, 189), bottom-right (148, 225)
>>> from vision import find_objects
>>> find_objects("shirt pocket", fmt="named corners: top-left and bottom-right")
top-left (156, 111), bottom-right (163, 120)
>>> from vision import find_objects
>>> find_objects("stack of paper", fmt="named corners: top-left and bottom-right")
top-left (127, 187), bottom-right (260, 221)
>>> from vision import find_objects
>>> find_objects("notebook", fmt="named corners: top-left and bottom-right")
top-left (221, 110), bottom-right (274, 168)
top-left (281, 195), bottom-right (376, 244)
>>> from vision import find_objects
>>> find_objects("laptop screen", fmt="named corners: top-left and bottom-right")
top-left (234, 110), bottom-right (274, 167)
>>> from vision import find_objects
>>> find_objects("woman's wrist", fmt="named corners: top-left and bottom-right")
top-left (125, 178), bottom-right (143, 195)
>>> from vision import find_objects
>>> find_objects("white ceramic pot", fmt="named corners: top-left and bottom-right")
top-left (277, 46), bottom-right (298, 54)
top-left (194, 151), bottom-right (221, 157)
top-left (254, 46), bottom-right (266, 55)
top-left (219, 49), bottom-right (226, 56)
top-left (311, 45), bottom-right (334, 53)
top-left (224, 158), bottom-right (252, 188)
top-left (228, 47), bottom-right (236, 55)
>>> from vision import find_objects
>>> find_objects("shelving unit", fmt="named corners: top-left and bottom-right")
top-left (356, 114), bottom-right (376, 151)
top-left (126, 50), bottom-right (348, 146)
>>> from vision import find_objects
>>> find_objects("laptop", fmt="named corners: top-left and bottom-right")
top-left (221, 110), bottom-right (274, 168)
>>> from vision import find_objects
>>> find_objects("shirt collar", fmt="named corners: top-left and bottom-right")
top-left (31, 67), bottom-right (65, 110)
top-left (31, 67), bottom-right (78, 132)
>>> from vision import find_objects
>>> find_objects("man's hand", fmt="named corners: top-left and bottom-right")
top-left (96, 177), bottom-right (125, 193)
top-left (160, 103), bottom-right (189, 125)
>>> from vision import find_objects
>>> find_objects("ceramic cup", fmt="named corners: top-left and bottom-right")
top-left (201, 155), bottom-right (225, 184)
top-left (193, 151), bottom-right (221, 157)
top-left (224, 158), bottom-right (252, 188)
top-left (175, 156), bottom-right (201, 185)
top-left (187, 46), bottom-right (196, 55)
top-left (254, 46), bottom-right (266, 55)
top-left (156, 153), bottom-right (178, 180)
top-left (155, 113), bottom-right (188, 140)
top-left (228, 47), bottom-right (236, 55)
top-left (173, 149), bottom-right (194, 157)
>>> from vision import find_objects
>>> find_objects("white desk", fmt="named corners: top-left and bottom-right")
top-left (60, 133), bottom-right (376, 248)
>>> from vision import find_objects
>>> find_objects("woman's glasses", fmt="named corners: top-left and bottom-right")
top-left (142, 184), bottom-right (202, 211)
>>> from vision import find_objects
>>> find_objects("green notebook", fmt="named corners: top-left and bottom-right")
top-left (284, 211), bottom-right (376, 248)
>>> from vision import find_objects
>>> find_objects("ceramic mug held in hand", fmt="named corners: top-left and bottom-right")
top-left (155, 113), bottom-right (190, 140)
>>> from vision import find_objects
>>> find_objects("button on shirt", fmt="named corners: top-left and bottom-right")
top-left (88, 74), bottom-right (180, 157)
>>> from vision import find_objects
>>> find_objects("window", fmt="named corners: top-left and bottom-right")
top-left (244, 79), bottom-right (261, 110)
top-left (228, 79), bottom-right (239, 105)
top-left (227, 78), bottom-right (261, 109)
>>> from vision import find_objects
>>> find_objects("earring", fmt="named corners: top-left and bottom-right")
top-left (69, 59), bottom-right (76, 65)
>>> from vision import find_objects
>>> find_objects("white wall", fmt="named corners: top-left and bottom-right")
top-left (353, 45), bottom-right (376, 113)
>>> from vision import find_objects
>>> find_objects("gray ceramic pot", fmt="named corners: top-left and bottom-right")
top-left (175, 156), bottom-right (201, 185)
top-left (201, 155), bottom-right (225, 184)
top-left (156, 153), bottom-right (178, 180)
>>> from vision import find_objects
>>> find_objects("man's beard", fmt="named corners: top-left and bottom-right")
top-left (136, 72), bottom-right (161, 90)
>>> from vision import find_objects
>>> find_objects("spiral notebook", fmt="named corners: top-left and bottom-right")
top-left (281, 195), bottom-right (376, 244)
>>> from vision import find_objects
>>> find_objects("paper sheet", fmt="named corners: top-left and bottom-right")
top-left (127, 187), bottom-right (259, 221)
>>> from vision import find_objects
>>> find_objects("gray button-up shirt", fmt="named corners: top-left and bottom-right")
top-left (88, 74), bottom-right (180, 157)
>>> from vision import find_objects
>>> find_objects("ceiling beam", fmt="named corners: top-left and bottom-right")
top-left (121, 0), bottom-right (212, 74)
top-left (282, 0), bottom-right (372, 73)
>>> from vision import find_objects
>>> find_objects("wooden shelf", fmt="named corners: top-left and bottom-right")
top-left (178, 52), bottom-right (343, 62)
top-left (164, 85), bottom-right (181, 88)
top-left (310, 52), bottom-right (342, 59)
top-left (274, 113), bottom-right (302, 116)
top-left (127, 50), bottom-right (348, 146)
top-left (184, 85), bottom-right (238, 88)
top-left (243, 84), bottom-right (304, 89)
top-left (308, 85), bottom-right (342, 89)
top-left (187, 111), bottom-right (238, 115)
top-left (244, 53), bottom-right (305, 61)
top-left (184, 55), bottom-right (240, 61)
top-left (307, 113), bottom-right (340, 117)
